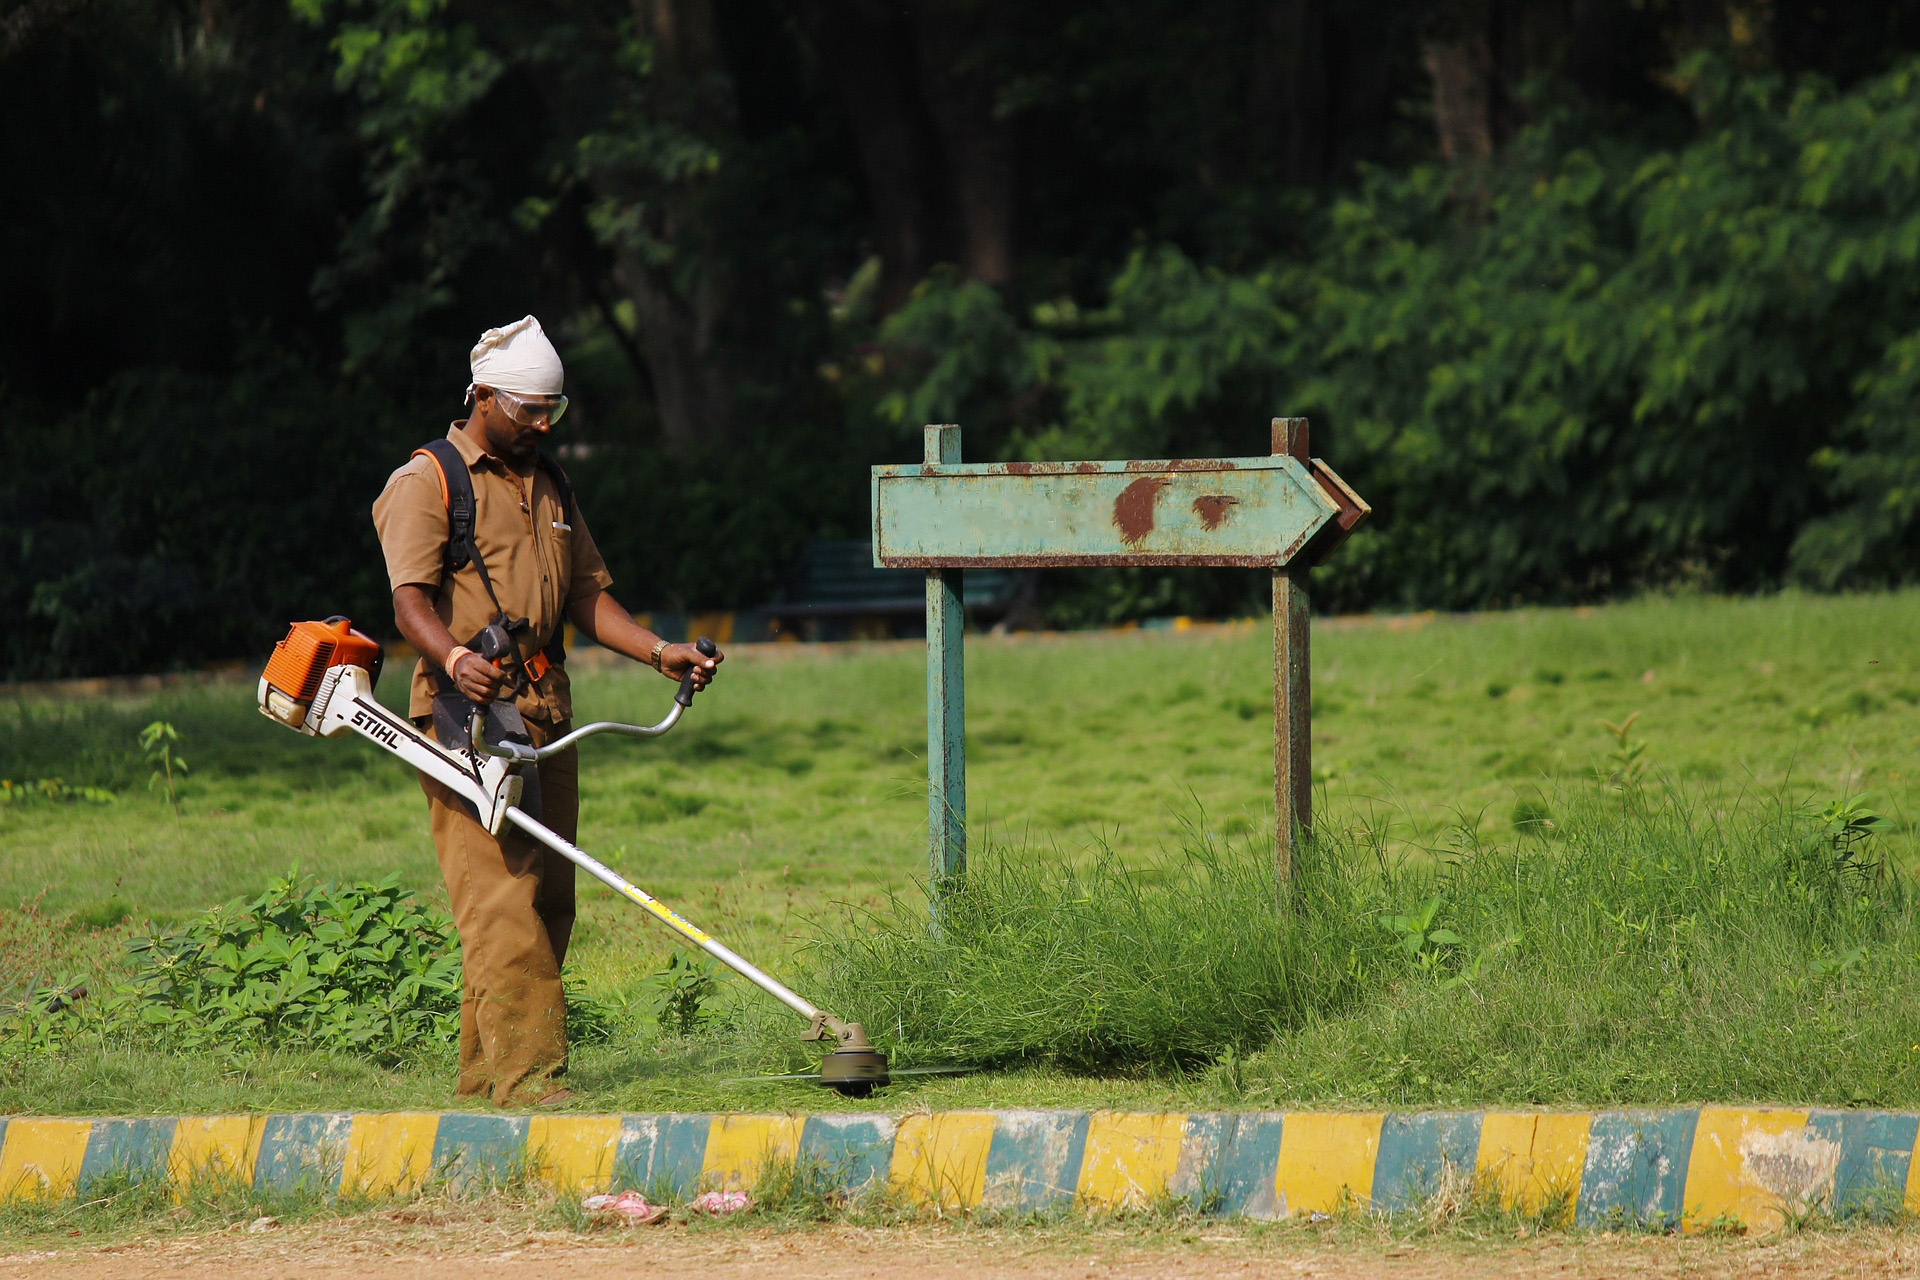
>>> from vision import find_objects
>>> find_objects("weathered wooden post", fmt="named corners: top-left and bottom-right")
top-left (872, 420), bottom-right (1367, 913)
top-left (1273, 417), bottom-right (1312, 882)
top-left (923, 424), bottom-right (967, 893)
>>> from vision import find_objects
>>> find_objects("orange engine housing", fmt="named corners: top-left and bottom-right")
top-left (261, 617), bottom-right (383, 723)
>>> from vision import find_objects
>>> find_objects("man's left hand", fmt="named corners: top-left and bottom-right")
top-left (660, 642), bottom-right (723, 690)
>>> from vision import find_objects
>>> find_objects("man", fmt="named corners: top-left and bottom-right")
top-left (372, 315), bottom-right (721, 1108)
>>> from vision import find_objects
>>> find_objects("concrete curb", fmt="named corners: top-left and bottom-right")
top-left (3, 1107), bottom-right (1911, 1231)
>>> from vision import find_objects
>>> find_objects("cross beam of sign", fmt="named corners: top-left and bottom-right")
top-left (871, 419), bottom-right (1369, 905)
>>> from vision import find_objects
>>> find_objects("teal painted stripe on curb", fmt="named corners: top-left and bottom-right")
top-left (982, 1111), bottom-right (1089, 1211)
top-left (432, 1114), bottom-right (528, 1187)
top-left (1576, 1109), bottom-right (1697, 1228)
top-left (1176, 1113), bottom-right (1286, 1217)
top-left (613, 1115), bottom-right (709, 1197)
top-left (1372, 1111), bottom-right (1483, 1212)
top-left (800, 1115), bottom-right (896, 1192)
top-left (1807, 1110), bottom-right (1918, 1214)
top-left (79, 1118), bottom-right (175, 1192)
top-left (255, 1114), bottom-right (353, 1193)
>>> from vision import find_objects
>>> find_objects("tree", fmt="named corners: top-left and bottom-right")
top-left (299, 0), bottom-right (757, 454)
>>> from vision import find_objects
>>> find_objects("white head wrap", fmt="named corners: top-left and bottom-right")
top-left (467, 315), bottom-right (564, 398)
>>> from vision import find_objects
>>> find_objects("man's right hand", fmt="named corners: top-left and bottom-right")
top-left (450, 651), bottom-right (509, 703)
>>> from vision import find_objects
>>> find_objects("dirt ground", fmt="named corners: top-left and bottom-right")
top-left (7, 1221), bottom-right (1920, 1280)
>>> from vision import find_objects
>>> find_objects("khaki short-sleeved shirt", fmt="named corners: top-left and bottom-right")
top-left (372, 425), bottom-right (614, 724)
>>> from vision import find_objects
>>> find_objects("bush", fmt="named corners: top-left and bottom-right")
top-left (2, 869), bottom-right (629, 1067)
top-left (121, 871), bottom-right (461, 1064)
top-left (0, 352), bottom-right (401, 680)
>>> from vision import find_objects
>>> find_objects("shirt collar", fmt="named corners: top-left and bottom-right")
top-left (446, 422), bottom-right (496, 472)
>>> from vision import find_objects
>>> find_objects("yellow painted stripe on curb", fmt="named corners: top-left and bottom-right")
top-left (687, 613), bottom-right (735, 646)
top-left (1682, 1108), bottom-right (1813, 1234)
top-left (168, 1116), bottom-right (266, 1196)
top-left (889, 1112), bottom-right (995, 1210)
top-left (340, 1113), bottom-right (440, 1197)
top-left (701, 1115), bottom-right (803, 1192)
top-left (1273, 1112), bottom-right (1384, 1216)
top-left (527, 1116), bottom-right (622, 1195)
top-left (1475, 1113), bottom-right (1590, 1219)
top-left (1079, 1112), bottom-right (1185, 1209)
top-left (0, 1119), bottom-right (92, 1201)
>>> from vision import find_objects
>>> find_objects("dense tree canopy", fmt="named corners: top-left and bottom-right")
top-left (7, 0), bottom-right (1920, 676)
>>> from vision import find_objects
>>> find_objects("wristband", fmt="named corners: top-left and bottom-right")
top-left (648, 638), bottom-right (669, 672)
top-left (445, 645), bottom-right (475, 674)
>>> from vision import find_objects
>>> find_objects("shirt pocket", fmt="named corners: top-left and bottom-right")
top-left (541, 517), bottom-right (575, 595)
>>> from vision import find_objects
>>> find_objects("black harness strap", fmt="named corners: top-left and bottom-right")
top-left (412, 438), bottom-right (577, 681)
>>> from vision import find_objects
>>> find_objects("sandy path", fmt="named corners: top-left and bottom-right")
top-left (7, 1222), bottom-right (1920, 1280)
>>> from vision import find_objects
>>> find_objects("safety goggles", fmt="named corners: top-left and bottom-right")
top-left (486, 386), bottom-right (569, 428)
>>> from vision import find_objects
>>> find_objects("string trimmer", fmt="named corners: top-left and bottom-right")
top-left (256, 617), bottom-right (890, 1096)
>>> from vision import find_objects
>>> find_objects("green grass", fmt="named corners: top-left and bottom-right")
top-left (773, 781), bottom-right (1920, 1109)
top-left (5, 590), bottom-right (1920, 1115)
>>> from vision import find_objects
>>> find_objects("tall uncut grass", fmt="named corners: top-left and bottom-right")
top-left (768, 820), bottom-right (1372, 1073)
top-left (773, 781), bottom-right (1920, 1107)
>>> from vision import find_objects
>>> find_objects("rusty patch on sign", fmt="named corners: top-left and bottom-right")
top-left (1075, 461), bottom-right (1101, 474)
top-left (1123, 458), bottom-right (1237, 473)
top-left (1193, 494), bottom-right (1238, 530)
top-left (1113, 476), bottom-right (1170, 545)
top-left (1002, 461), bottom-right (1037, 475)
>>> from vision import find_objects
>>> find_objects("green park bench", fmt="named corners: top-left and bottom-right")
top-left (767, 539), bottom-right (1022, 641)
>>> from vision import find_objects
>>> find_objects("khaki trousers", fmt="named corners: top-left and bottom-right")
top-left (417, 717), bottom-right (578, 1107)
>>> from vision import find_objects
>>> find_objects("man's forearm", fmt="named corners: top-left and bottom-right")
top-left (395, 584), bottom-right (510, 703)
top-left (393, 585), bottom-right (462, 669)
top-left (567, 590), bottom-right (662, 664)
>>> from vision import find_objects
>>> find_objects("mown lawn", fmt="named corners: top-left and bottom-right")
top-left (3, 590), bottom-right (1918, 1115)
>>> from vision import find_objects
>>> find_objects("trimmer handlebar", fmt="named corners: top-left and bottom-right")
top-left (675, 636), bottom-right (720, 708)
top-left (469, 635), bottom-right (717, 764)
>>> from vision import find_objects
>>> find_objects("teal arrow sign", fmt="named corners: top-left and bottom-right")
top-left (870, 455), bottom-right (1359, 568)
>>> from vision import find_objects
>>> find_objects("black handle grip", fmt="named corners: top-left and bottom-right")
top-left (475, 622), bottom-right (514, 664)
top-left (674, 636), bottom-right (719, 707)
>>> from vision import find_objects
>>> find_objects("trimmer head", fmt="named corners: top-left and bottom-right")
top-left (761, 1021), bottom-right (966, 1094)
top-left (819, 1052), bottom-right (891, 1096)
top-left (810, 1020), bottom-right (890, 1096)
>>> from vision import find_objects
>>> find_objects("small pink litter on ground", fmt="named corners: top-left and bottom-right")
top-left (688, 1189), bottom-right (751, 1215)
top-left (582, 1191), bottom-right (667, 1224)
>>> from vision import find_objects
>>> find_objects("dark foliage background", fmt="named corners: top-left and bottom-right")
top-left (7, 0), bottom-right (1920, 676)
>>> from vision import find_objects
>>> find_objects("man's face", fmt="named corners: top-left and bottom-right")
top-left (474, 387), bottom-right (555, 465)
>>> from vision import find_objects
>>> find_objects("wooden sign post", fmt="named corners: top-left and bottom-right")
top-left (871, 420), bottom-right (1368, 902)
